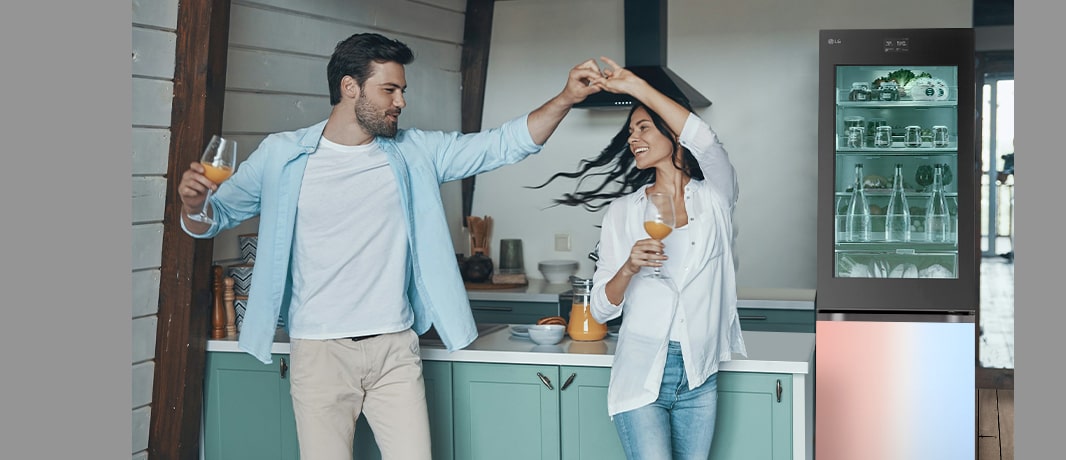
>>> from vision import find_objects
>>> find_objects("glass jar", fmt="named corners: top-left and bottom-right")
top-left (874, 125), bottom-right (892, 148)
top-left (567, 278), bottom-right (606, 341)
top-left (878, 81), bottom-right (899, 101)
top-left (904, 126), bottom-right (922, 148)
top-left (849, 82), bottom-right (871, 101)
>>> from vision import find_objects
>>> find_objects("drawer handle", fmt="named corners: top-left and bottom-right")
top-left (740, 315), bottom-right (768, 321)
top-left (280, 358), bottom-right (288, 379)
top-left (473, 305), bottom-right (513, 312)
top-left (560, 373), bottom-right (577, 391)
top-left (776, 379), bottom-right (782, 402)
top-left (537, 372), bottom-right (554, 390)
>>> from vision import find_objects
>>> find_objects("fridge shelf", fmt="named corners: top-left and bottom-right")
top-left (835, 146), bottom-right (957, 154)
top-left (836, 100), bottom-right (958, 108)
top-left (834, 241), bottom-right (958, 252)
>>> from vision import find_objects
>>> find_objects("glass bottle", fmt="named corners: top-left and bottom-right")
top-left (845, 163), bottom-right (871, 242)
top-left (885, 163), bottom-right (911, 242)
top-left (567, 278), bottom-right (606, 341)
top-left (925, 165), bottom-right (950, 243)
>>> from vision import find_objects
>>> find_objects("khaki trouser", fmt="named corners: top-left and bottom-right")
top-left (289, 329), bottom-right (431, 460)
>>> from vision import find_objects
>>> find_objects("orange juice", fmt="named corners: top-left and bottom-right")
top-left (644, 221), bottom-right (673, 240)
top-left (201, 163), bottom-right (234, 184)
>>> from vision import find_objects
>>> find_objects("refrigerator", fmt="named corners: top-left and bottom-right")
top-left (816, 29), bottom-right (978, 460)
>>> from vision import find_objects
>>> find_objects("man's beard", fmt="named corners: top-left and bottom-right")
top-left (355, 93), bottom-right (399, 138)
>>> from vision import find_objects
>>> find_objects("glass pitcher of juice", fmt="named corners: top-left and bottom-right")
top-left (568, 278), bottom-right (607, 341)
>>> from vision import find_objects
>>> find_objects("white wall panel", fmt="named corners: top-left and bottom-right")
top-left (132, 27), bottom-right (176, 79)
top-left (132, 0), bottom-right (179, 30)
top-left (246, 0), bottom-right (465, 43)
top-left (132, 176), bottom-right (166, 223)
top-left (414, 0), bottom-right (466, 13)
top-left (132, 127), bottom-right (170, 175)
top-left (131, 405), bottom-right (151, 453)
top-left (131, 78), bottom-right (174, 127)
top-left (228, 3), bottom-right (462, 71)
top-left (132, 361), bottom-right (155, 407)
top-left (222, 91), bottom-right (332, 135)
top-left (132, 224), bottom-right (164, 271)
top-left (132, 316), bottom-right (159, 364)
top-left (225, 48), bottom-right (329, 95)
top-left (132, 270), bottom-right (160, 318)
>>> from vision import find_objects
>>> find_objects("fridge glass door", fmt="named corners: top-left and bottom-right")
top-left (833, 65), bottom-right (960, 279)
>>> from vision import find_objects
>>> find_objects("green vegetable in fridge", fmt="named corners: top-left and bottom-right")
top-left (915, 165), bottom-right (934, 188)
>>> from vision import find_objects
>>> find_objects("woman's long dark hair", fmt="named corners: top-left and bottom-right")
top-left (530, 98), bottom-right (704, 212)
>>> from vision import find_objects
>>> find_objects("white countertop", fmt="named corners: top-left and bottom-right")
top-left (465, 278), bottom-right (571, 303)
top-left (207, 327), bottom-right (814, 375)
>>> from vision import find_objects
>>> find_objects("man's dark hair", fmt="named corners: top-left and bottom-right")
top-left (327, 33), bottom-right (414, 105)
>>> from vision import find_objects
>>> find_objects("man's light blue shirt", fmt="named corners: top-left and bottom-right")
top-left (183, 114), bottom-right (541, 364)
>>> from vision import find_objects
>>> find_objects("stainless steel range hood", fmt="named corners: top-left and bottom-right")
top-left (575, 0), bottom-right (711, 109)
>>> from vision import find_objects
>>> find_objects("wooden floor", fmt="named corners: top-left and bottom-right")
top-left (977, 252), bottom-right (1014, 460)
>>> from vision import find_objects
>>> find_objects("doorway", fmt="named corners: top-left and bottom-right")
top-left (976, 50), bottom-right (1014, 383)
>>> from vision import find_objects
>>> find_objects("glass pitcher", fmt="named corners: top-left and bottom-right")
top-left (567, 278), bottom-right (607, 341)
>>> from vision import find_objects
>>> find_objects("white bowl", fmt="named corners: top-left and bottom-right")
top-left (538, 260), bottom-right (579, 285)
top-left (527, 324), bottom-right (566, 345)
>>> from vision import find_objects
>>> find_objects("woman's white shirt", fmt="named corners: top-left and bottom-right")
top-left (590, 113), bottom-right (747, 417)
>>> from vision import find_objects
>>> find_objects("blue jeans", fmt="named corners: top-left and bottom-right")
top-left (613, 341), bottom-right (718, 460)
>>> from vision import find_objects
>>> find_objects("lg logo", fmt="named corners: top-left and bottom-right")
top-left (827, 38), bottom-right (842, 45)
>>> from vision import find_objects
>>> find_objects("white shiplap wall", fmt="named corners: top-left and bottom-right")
top-left (131, 0), bottom-right (178, 458)
top-left (214, 0), bottom-right (469, 261)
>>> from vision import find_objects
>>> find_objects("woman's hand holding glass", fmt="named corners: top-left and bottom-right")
top-left (641, 191), bottom-right (675, 278)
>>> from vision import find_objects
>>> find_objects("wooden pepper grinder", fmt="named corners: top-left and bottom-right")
top-left (224, 277), bottom-right (237, 337)
top-left (211, 265), bottom-right (227, 339)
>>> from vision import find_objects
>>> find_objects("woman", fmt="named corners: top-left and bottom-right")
top-left (539, 57), bottom-right (747, 459)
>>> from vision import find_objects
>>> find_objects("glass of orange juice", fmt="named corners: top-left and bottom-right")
top-left (188, 135), bottom-right (237, 224)
top-left (642, 191), bottom-right (675, 279)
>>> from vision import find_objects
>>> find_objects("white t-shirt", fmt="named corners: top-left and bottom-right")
top-left (287, 136), bottom-right (411, 339)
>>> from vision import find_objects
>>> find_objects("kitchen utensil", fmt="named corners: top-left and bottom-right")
top-left (498, 239), bottom-right (525, 274)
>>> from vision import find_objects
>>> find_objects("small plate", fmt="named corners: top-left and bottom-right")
top-left (510, 325), bottom-right (530, 338)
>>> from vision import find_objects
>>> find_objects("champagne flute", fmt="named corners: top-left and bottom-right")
top-left (642, 191), bottom-right (675, 279)
top-left (187, 135), bottom-right (237, 225)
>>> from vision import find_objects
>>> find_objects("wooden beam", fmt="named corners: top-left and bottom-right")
top-left (460, 0), bottom-right (495, 226)
top-left (150, 0), bottom-right (231, 458)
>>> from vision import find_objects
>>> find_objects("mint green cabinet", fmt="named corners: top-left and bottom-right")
top-left (558, 366), bottom-right (626, 460)
top-left (469, 300), bottom-right (559, 325)
top-left (453, 362), bottom-right (562, 460)
top-left (203, 353), bottom-right (298, 460)
top-left (738, 308), bottom-right (815, 333)
top-left (452, 363), bottom-right (624, 460)
top-left (203, 352), bottom-right (452, 460)
top-left (711, 372), bottom-right (793, 460)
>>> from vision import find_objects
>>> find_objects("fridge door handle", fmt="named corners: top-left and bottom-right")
top-left (776, 379), bottom-right (782, 402)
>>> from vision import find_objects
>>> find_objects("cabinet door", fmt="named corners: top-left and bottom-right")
top-left (352, 361), bottom-right (452, 460)
top-left (558, 366), bottom-right (625, 460)
top-left (453, 362), bottom-right (561, 460)
top-left (710, 372), bottom-right (793, 460)
top-left (203, 352), bottom-right (298, 460)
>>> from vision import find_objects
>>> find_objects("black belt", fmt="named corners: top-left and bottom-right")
top-left (348, 334), bottom-right (381, 343)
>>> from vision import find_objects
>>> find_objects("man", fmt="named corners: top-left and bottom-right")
top-left (178, 33), bottom-right (603, 459)
top-left (997, 152), bottom-right (1014, 262)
